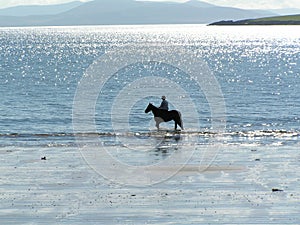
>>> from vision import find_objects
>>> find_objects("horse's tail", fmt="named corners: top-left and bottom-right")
top-left (178, 111), bottom-right (183, 130)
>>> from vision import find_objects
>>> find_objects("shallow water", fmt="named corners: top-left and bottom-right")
top-left (0, 25), bottom-right (299, 224)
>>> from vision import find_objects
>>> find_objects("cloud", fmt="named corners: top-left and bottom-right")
top-left (143, 0), bottom-right (300, 9)
top-left (0, 0), bottom-right (89, 9)
top-left (1, 0), bottom-right (300, 10)
top-left (201, 0), bottom-right (300, 9)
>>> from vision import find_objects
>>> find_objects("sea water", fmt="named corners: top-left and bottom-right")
top-left (0, 25), bottom-right (299, 224)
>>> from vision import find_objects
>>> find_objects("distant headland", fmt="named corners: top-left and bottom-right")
top-left (209, 14), bottom-right (300, 25)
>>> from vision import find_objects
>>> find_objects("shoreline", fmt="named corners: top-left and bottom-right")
top-left (209, 20), bottom-right (300, 25)
top-left (209, 14), bottom-right (300, 26)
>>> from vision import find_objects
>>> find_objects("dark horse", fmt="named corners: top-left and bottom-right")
top-left (145, 103), bottom-right (183, 130)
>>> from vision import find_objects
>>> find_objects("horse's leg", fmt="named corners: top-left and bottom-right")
top-left (172, 112), bottom-right (179, 130)
top-left (156, 121), bottom-right (160, 130)
top-left (155, 117), bottom-right (161, 131)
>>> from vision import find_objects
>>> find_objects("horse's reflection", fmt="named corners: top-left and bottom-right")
top-left (151, 132), bottom-right (181, 155)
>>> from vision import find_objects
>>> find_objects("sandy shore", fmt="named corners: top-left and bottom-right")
top-left (0, 143), bottom-right (299, 224)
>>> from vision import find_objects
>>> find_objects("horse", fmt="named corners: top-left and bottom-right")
top-left (145, 103), bottom-right (183, 130)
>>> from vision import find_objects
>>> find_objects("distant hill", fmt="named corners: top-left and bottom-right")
top-left (184, 0), bottom-right (216, 8)
top-left (209, 14), bottom-right (300, 25)
top-left (0, 1), bottom-right (83, 16)
top-left (270, 8), bottom-right (300, 16)
top-left (0, 0), bottom-right (277, 27)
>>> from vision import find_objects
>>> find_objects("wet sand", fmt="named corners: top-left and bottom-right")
top-left (0, 143), bottom-right (299, 224)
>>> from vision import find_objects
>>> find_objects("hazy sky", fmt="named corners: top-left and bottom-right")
top-left (1, 0), bottom-right (300, 9)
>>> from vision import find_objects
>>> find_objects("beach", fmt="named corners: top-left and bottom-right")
top-left (0, 25), bottom-right (299, 224)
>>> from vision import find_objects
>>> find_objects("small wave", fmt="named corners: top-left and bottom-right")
top-left (225, 130), bottom-right (300, 138)
top-left (0, 132), bottom-right (114, 138)
top-left (0, 130), bottom-right (299, 138)
top-left (0, 133), bottom-right (73, 137)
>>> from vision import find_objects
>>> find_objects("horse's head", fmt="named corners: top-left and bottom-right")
top-left (145, 103), bottom-right (153, 113)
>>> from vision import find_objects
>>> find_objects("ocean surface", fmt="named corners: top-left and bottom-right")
top-left (0, 25), bottom-right (299, 224)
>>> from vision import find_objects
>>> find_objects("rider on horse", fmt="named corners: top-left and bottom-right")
top-left (145, 100), bottom-right (183, 130)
